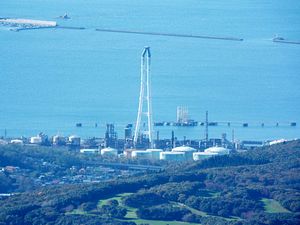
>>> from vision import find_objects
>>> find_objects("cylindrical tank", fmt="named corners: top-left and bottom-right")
top-left (160, 151), bottom-right (185, 161)
top-left (193, 152), bottom-right (218, 161)
top-left (30, 136), bottom-right (42, 144)
top-left (204, 147), bottom-right (230, 155)
top-left (172, 146), bottom-right (196, 160)
top-left (101, 147), bottom-right (118, 157)
top-left (131, 150), bottom-right (152, 159)
top-left (52, 135), bottom-right (66, 145)
top-left (69, 135), bottom-right (81, 146)
top-left (146, 149), bottom-right (163, 160)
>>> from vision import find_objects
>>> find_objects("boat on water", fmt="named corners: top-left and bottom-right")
top-left (59, 13), bottom-right (71, 19)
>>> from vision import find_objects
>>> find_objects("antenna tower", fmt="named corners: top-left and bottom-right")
top-left (134, 47), bottom-right (154, 148)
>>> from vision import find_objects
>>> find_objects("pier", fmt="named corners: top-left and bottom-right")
top-left (95, 28), bottom-right (244, 41)
top-left (154, 121), bottom-right (297, 128)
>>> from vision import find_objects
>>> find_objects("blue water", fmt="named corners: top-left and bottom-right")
top-left (0, 0), bottom-right (299, 141)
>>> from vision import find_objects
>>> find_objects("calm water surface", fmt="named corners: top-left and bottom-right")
top-left (0, 0), bottom-right (299, 141)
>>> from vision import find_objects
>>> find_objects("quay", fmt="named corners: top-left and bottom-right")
top-left (154, 121), bottom-right (297, 127)
top-left (95, 28), bottom-right (243, 41)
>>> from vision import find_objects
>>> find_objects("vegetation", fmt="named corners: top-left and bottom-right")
top-left (0, 140), bottom-right (299, 224)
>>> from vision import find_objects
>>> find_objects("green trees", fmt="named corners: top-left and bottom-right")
top-left (0, 140), bottom-right (299, 224)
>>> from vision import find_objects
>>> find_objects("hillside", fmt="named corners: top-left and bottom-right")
top-left (0, 141), bottom-right (299, 225)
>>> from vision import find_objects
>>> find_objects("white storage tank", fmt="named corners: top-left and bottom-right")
top-left (101, 147), bottom-right (118, 157)
top-left (80, 148), bottom-right (99, 154)
top-left (146, 149), bottom-right (163, 160)
top-left (193, 152), bottom-right (218, 161)
top-left (10, 139), bottom-right (23, 145)
top-left (30, 136), bottom-right (42, 144)
top-left (204, 146), bottom-right (230, 155)
top-left (160, 151), bottom-right (186, 161)
top-left (131, 150), bottom-right (152, 159)
top-left (69, 135), bottom-right (81, 146)
top-left (172, 146), bottom-right (196, 160)
top-left (52, 135), bottom-right (66, 145)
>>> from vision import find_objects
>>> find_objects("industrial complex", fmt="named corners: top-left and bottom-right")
top-left (0, 47), bottom-right (293, 164)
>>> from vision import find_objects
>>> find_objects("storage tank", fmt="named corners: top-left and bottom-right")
top-left (172, 146), bottom-right (196, 160)
top-left (193, 152), bottom-right (218, 161)
top-left (146, 149), bottom-right (163, 160)
top-left (10, 139), bottom-right (23, 145)
top-left (30, 136), bottom-right (42, 144)
top-left (68, 135), bottom-right (81, 146)
top-left (101, 147), bottom-right (118, 157)
top-left (80, 148), bottom-right (99, 154)
top-left (160, 151), bottom-right (185, 161)
top-left (52, 135), bottom-right (66, 145)
top-left (204, 146), bottom-right (230, 155)
top-left (131, 150), bottom-right (152, 159)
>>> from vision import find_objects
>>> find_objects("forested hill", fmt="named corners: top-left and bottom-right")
top-left (0, 140), bottom-right (299, 225)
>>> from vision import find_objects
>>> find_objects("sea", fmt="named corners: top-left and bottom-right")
top-left (0, 0), bottom-right (299, 142)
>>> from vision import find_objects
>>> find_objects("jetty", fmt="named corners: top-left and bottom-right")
top-left (95, 28), bottom-right (243, 41)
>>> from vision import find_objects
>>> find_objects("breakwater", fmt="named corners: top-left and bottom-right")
top-left (95, 28), bottom-right (243, 41)
top-left (273, 39), bottom-right (300, 45)
top-left (57, 26), bottom-right (85, 30)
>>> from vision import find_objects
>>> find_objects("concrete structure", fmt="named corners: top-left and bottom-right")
top-left (0, 18), bottom-right (57, 27)
top-left (132, 150), bottom-right (152, 159)
top-left (193, 152), bottom-right (218, 161)
top-left (134, 47), bottom-right (154, 148)
top-left (160, 151), bottom-right (185, 161)
top-left (146, 148), bottom-right (163, 160)
top-left (101, 147), bottom-right (118, 157)
top-left (172, 146), bottom-right (196, 160)
top-left (204, 146), bottom-right (230, 155)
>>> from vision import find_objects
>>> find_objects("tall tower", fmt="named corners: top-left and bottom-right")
top-left (134, 47), bottom-right (154, 148)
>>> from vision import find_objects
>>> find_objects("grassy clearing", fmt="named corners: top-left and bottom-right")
top-left (98, 193), bottom-right (200, 224)
top-left (97, 192), bottom-right (133, 208)
top-left (123, 218), bottom-right (200, 225)
top-left (261, 198), bottom-right (291, 213)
